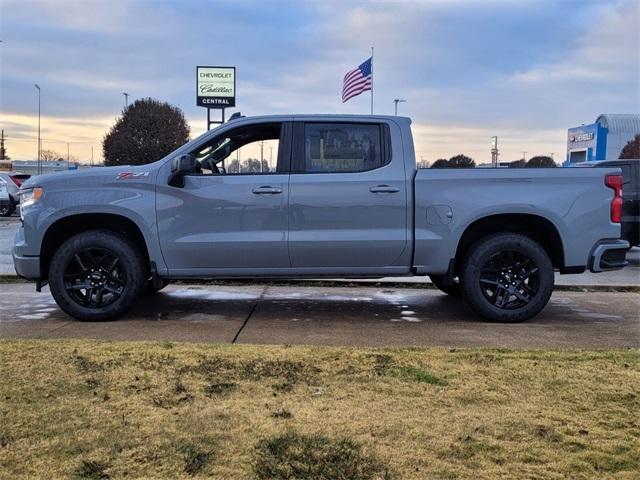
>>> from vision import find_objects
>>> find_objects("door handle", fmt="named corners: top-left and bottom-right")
top-left (369, 185), bottom-right (400, 193)
top-left (252, 186), bottom-right (282, 194)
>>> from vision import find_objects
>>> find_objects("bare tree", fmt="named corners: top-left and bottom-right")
top-left (39, 149), bottom-right (64, 161)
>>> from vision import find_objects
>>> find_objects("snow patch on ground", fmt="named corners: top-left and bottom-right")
top-left (167, 289), bottom-right (258, 301)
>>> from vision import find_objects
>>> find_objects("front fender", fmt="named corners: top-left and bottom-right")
top-left (20, 184), bottom-right (166, 273)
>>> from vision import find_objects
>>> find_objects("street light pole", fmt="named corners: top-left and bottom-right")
top-left (491, 136), bottom-right (499, 168)
top-left (393, 98), bottom-right (406, 116)
top-left (34, 84), bottom-right (41, 175)
top-left (122, 92), bottom-right (130, 108)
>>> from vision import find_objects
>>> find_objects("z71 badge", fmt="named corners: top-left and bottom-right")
top-left (116, 172), bottom-right (150, 180)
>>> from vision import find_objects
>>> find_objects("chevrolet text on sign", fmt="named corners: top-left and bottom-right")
top-left (196, 66), bottom-right (236, 107)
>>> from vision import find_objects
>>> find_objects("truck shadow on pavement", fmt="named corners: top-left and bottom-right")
top-left (2, 285), bottom-right (637, 348)
top-left (126, 286), bottom-right (627, 326)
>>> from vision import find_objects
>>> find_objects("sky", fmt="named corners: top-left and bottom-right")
top-left (1, 0), bottom-right (639, 165)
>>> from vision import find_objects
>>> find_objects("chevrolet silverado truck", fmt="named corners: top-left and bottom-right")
top-left (13, 115), bottom-right (629, 322)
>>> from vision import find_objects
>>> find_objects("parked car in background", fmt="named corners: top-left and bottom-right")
top-left (0, 172), bottom-right (27, 208)
top-left (0, 178), bottom-right (14, 216)
top-left (9, 173), bottom-right (32, 187)
top-left (14, 115), bottom-right (629, 322)
top-left (573, 160), bottom-right (639, 247)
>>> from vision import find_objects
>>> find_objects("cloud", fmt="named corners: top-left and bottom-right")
top-left (511, 1), bottom-right (639, 86)
top-left (0, 0), bottom-right (637, 163)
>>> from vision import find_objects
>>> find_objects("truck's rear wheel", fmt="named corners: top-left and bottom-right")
top-left (48, 230), bottom-right (146, 321)
top-left (429, 275), bottom-right (462, 297)
top-left (461, 233), bottom-right (554, 322)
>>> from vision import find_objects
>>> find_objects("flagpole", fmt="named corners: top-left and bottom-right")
top-left (370, 46), bottom-right (374, 115)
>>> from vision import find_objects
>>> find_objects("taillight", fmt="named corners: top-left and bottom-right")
top-left (605, 174), bottom-right (623, 223)
top-left (10, 176), bottom-right (22, 187)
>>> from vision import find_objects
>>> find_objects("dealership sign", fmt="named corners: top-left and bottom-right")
top-left (570, 132), bottom-right (594, 143)
top-left (196, 66), bottom-right (236, 108)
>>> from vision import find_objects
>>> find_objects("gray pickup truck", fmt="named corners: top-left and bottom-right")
top-left (13, 115), bottom-right (628, 322)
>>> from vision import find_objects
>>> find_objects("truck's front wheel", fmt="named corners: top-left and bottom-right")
top-left (461, 233), bottom-right (554, 322)
top-left (48, 230), bottom-right (146, 321)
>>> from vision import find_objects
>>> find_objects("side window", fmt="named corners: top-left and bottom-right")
top-left (192, 123), bottom-right (282, 175)
top-left (304, 123), bottom-right (386, 173)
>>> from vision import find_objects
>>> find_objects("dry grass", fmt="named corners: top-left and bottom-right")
top-left (0, 340), bottom-right (638, 479)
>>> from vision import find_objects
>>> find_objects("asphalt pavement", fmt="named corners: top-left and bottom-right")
top-left (1, 283), bottom-right (638, 348)
top-left (2, 214), bottom-right (639, 349)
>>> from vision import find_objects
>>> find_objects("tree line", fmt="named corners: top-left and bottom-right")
top-left (3, 98), bottom-right (639, 166)
top-left (92, 98), bottom-right (640, 167)
top-left (418, 154), bottom-right (557, 168)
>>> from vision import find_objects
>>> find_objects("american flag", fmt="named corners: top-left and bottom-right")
top-left (342, 57), bottom-right (372, 103)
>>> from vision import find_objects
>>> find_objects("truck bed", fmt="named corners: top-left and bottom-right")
top-left (413, 167), bottom-right (620, 274)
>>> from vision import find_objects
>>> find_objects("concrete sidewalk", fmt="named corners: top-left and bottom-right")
top-left (1, 283), bottom-right (638, 348)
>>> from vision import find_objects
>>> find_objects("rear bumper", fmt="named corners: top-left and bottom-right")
top-left (589, 240), bottom-right (629, 273)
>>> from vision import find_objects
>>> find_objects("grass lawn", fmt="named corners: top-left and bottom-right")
top-left (0, 340), bottom-right (638, 479)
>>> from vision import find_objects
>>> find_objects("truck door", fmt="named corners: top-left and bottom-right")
top-left (156, 121), bottom-right (292, 272)
top-left (288, 120), bottom-right (409, 271)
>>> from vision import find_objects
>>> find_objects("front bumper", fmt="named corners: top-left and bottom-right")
top-left (12, 251), bottom-right (41, 279)
top-left (12, 226), bottom-right (41, 279)
top-left (589, 239), bottom-right (629, 273)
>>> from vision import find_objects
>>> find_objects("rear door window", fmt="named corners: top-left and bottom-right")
top-left (302, 123), bottom-right (388, 173)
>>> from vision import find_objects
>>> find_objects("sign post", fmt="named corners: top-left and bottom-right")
top-left (196, 66), bottom-right (236, 130)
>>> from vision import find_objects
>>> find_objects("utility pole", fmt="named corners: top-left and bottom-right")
top-left (0, 130), bottom-right (6, 160)
top-left (393, 98), bottom-right (406, 116)
top-left (67, 142), bottom-right (70, 169)
top-left (491, 136), bottom-right (499, 167)
top-left (35, 84), bottom-right (41, 174)
top-left (122, 92), bottom-right (130, 108)
top-left (521, 151), bottom-right (527, 162)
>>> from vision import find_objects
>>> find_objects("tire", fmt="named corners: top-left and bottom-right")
top-left (430, 275), bottom-right (462, 297)
top-left (461, 233), bottom-right (554, 322)
top-left (0, 199), bottom-right (14, 217)
top-left (48, 230), bottom-right (146, 321)
top-left (145, 279), bottom-right (170, 294)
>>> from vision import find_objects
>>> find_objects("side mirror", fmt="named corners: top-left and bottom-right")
top-left (168, 154), bottom-right (195, 187)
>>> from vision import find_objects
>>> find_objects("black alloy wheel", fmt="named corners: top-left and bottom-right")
top-left (48, 230), bottom-right (146, 321)
top-left (63, 247), bottom-right (126, 308)
top-left (478, 250), bottom-right (540, 309)
top-left (461, 233), bottom-right (554, 322)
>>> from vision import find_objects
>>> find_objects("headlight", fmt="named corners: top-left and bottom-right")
top-left (20, 187), bottom-right (43, 220)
